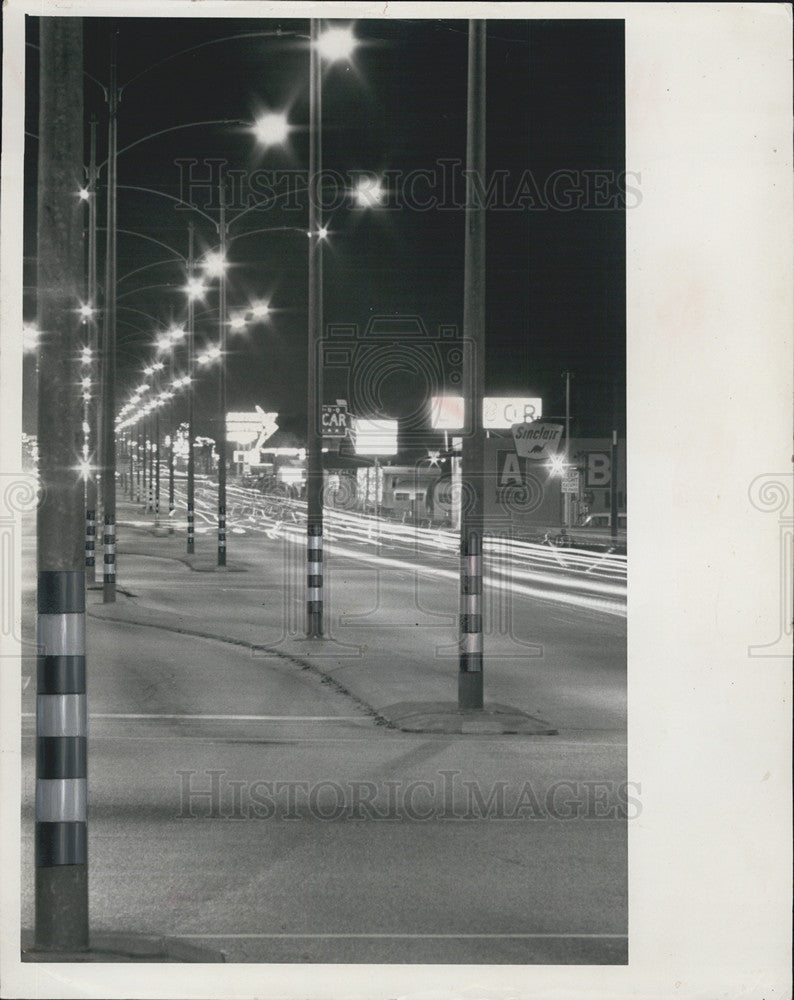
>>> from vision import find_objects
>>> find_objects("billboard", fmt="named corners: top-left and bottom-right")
top-left (430, 395), bottom-right (543, 430)
top-left (351, 418), bottom-right (398, 456)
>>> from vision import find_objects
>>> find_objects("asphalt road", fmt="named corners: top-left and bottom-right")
top-left (20, 500), bottom-right (628, 963)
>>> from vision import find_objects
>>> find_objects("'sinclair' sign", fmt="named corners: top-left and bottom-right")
top-left (511, 421), bottom-right (563, 460)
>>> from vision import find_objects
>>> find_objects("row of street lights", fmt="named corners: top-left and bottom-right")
top-left (31, 19), bottom-right (491, 954)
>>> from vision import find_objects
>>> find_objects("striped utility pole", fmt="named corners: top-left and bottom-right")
top-left (305, 17), bottom-right (324, 636)
top-left (84, 116), bottom-right (98, 584)
top-left (135, 424), bottom-right (141, 502)
top-left (35, 16), bottom-right (88, 951)
top-left (217, 182), bottom-right (228, 566)
top-left (128, 431), bottom-right (134, 499)
top-left (84, 508), bottom-right (95, 576)
top-left (100, 31), bottom-right (118, 602)
top-left (147, 424), bottom-right (154, 512)
top-left (186, 222), bottom-right (196, 554)
top-left (458, 20), bottom-right (487, 711)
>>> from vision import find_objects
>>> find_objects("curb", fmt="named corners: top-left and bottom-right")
top-left (377, 700), bottom-right (558, 735)
top-left (21, 930), bottom-right (226, 963)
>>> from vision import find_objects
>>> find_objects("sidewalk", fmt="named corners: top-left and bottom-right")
top-left (89, 499), bottom-right (626, 737)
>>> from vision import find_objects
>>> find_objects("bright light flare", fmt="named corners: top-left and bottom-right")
top-left (155, 334), bottom-right (172, 354)
top-left (353, 176), bottom-right (385, 208)
top-left (22, 323), bottom-right (39, 354)
top-left (252, 111), bottom-right (290, 148)
top-left (547, 454), bottom-right (566, 476)
top-left (229, 314), bottom-right (247, 332)
top-left (78, 188), bottom-right (90, 201)
top-left (316, 24), bottom-right (357, 62)
top-left (202, 251), bottom-right (227, 278)
top-left (78, 304), bottom-right (94, 321)
top-left (185, 276), bottom-right (206, 300)
top-left (250, 301), bottom-right (270, 320)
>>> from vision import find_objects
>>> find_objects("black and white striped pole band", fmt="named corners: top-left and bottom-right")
top-left (103, 516), bottom-right (115, 583)
top-left (307, 525), bottom-right (323, 636)
top-left (459, 537), bottom-right (484, 709)
top-left (84, 509), bottom-right (95, 571)
top-left (36, 571), bottom-right (88, 868)
top-left (218, 505), bottom-right (226, 564)
top-left (187, 502), bottom-right (195, 554)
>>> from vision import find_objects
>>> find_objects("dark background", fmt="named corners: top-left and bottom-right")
top-left (23, 17), bottom-right (625, 446)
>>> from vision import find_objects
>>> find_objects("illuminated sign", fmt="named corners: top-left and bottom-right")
top-left (429, 395), bottom-right (465, 430)
top-left (512, 421), bottom-right (563, 460)
top-left (226, 406), bottom-right (278, 446)
top-left (322, 403), bottom-right (350, 438)
top-left (430, 396), bottom-right (543, 430)
top-left (352, 418), bottom-right (398, 456)
top-left (484, 397), bottom-right (542, 429)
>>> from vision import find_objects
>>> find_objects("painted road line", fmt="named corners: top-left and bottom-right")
top-left (23, 713), bottom-right (365, 722)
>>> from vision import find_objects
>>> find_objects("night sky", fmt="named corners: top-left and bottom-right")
top-left (24, 16), bottom-right (625, 445)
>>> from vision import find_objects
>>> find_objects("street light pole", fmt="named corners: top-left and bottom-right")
top-left (186, 222), bottom-right (196, 554)
top-left (458, 19), bottom-right (487, 711)
top-left (34, 16), bottom-right (88, 952)
top-left (101, 32), bottom-right (118, 602)
top-left (562, 369), bottom-right (573, 528)
top-left (217, 180), bottom-right (228, 566)
top-left (85, 116), bottom-right (98, 584)
top-left (306, 17), bottom-right (324, 637)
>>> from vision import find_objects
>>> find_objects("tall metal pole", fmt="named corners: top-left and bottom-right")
top-left (306, 18), bottom-right (324, 637)
top-left (168, 349), bottom-right (175, 528)
top-left (147, 420), bottom-right (154, 511)
top-left (562, 369), bottom-right (573, 529)
top-left (35, 16), bottom-right (89, 952)
top-left (141, 420), bottom-right (148, 508)
top-left (458, 19), bottom-right (487, 711)
top-left (187, 223), bottom-right (196, 554)
top-left (611, 429), bottom-right (619, 543)
top-left (85, 117), bottom-right (98, 584)
top-left (154, 401), bottom-right (161, 528)
top-left (101, 32), bottom-right (118, 602)
top-left (135, 422), bottom-right (141, 502)
top-left (217, 180), bottom-right (228, 566)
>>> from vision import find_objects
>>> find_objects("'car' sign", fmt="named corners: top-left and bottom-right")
top-left (322, 403), bottom-right (350, 438)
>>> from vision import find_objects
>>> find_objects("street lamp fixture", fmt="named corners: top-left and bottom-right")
top-left (22, 322), bottom-right (39, 353)
top-left (252, 110), bottom-right (290, 148)
top-left (78, 187), bottom-right (90, 201)
top-left (185, 276), bottom-right (206, 300)
top-left (202, 250), bottom-right (227, 277)
top-left (353, 176), bottom-right (385, 207)
top-left (229, 313), bottom-right (247, 331)
top-left (250, 300), bottom-right (270, 319)
top-left (316, 24), bottom-right (357, 62)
